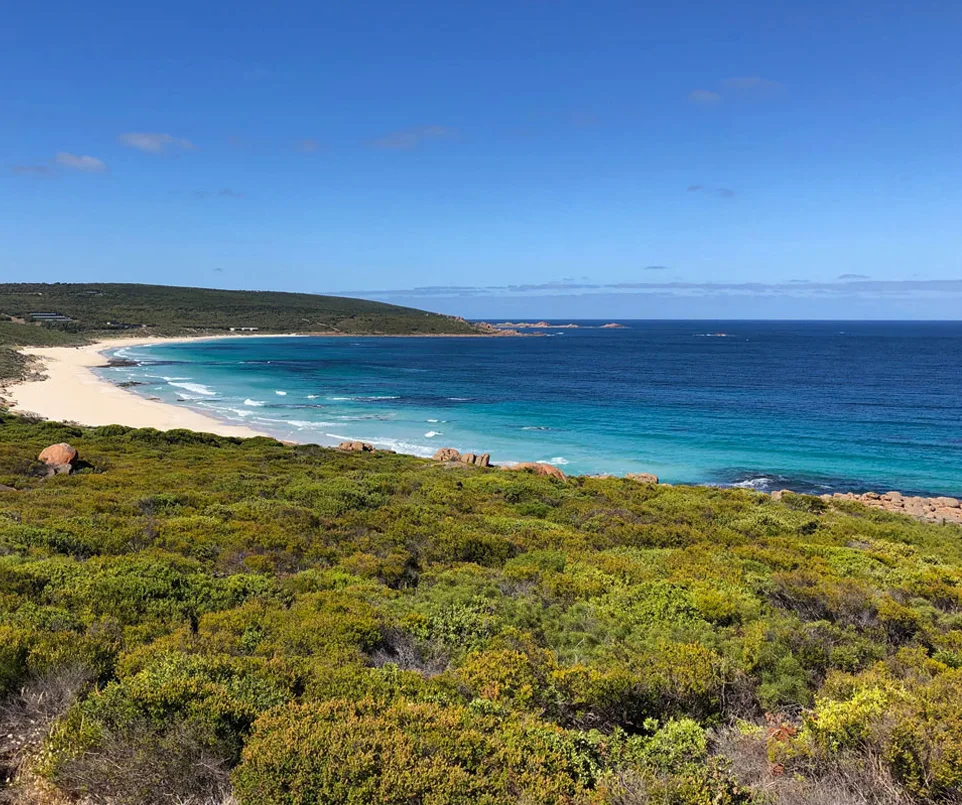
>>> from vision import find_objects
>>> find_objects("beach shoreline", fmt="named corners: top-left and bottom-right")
top-left (0, 331), bottom-right (517, 444)
top-left (3, 334), bottom-right (960, 517)
top-left (0, 335), bottom-right (290, 440)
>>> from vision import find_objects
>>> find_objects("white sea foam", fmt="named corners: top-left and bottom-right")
top-left (549, 457), bottom-right (570, 465)
top-left (306, 395), bottom-right (319, 399)
top-left (244, 399), bottom-right (266, 407)
top-left (253, 417), bottom-right (333, 429)
top-left (732, 476), bottom-right (773, 491)
top-left (167, 381), bottom-right (217, 396)
top-left (328, 395), bottom-right (400, 401)
top-left (275, 390), bottom-right (287, 396)
top-left (326, 434), bottom-right (434, 458)
top-left (424, 431), bottom-right (441, 438)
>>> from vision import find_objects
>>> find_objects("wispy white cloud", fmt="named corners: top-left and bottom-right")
top-left (188, 188), bottom-right (244, 199)
top-left (721, 76), bottom-right (784, 94)
top-left (688, 184), bottom-right (736, 199)
top-left (10, 164), bottom-right (54, 176)
top-left (371, 125), bottom-right (457, 150)
top-left (688, 89), bottom-right (722, 105)
top-left (55, 152), bottom-right (107, 172)
top-left (689, 77), bottom-right (783, 105)
top-left (339, 279), bottom-right (962, 302)
top-left (118, 132), bottom-right (196, 154)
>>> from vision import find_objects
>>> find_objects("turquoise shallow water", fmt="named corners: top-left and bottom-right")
top-left (99, 321), bottom-right (962, 496)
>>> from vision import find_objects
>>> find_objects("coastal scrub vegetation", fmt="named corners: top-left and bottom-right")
top-left (1, 413), bottom-right (962, 803)
top-left (0, 282), bottom-right (481, 351)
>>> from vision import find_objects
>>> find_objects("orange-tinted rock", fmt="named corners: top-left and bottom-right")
top-left (38, 443), bottom-right (78, 467)
top-left (510, 462), bottom-right (566, 480)
top-left (460, 452), bottom-right (491, 468)
top-left (625, 472), bottom-right (659, 484)
top-left (821, 489), bottom-right (962, 524)
top-left (433, 448), bottom-right (461, 462)
top-left (338, 441), bottom-right (374, 452)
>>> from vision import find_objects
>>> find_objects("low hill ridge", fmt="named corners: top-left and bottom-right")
top-left (0, 282), bottom-right (481, 337)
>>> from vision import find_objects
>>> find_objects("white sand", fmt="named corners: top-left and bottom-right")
top-left (2, 336), bottom-right (283, 439)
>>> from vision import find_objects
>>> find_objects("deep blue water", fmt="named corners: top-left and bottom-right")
top-left (100, 321), bottom-right (962, 496)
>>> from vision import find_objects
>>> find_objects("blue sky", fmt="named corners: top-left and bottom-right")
top-left (2, 0), bottom-right (961, 318)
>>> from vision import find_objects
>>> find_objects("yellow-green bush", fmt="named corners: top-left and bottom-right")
top-left (233, 698), bottom-right (608, 805)
top-left (1, 412), bottom-right (961, 803)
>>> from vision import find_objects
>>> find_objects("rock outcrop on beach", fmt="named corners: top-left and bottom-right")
top-left (460, 452), bottom-right (491, 468)
top-left (600, 323), bottom-right (625, 328)
top-left (431, 448), bottom-right (491, 468)
top-left (38, 443), bottom-right (78, 475)
top-left (509, 462), bottom-right (567, 481)
top-left (838, 491), bottom-right (962, 524)
top-left (773, 488), bottom-right (962, 525)
top-left (626, 472), bottom-right (659, 484)
top-left (338, 441), bottom-right (375, 453)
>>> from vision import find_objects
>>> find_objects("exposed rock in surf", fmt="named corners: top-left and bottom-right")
top-left (625, 472), bottom-right (659, 484)
top-left (338, 441), bottom-right (375, 453)
top-left (433, 447), bottom-right (461, 462)
top-left (810, 489), bottom-right (962, 525)
top-left (600, 322), bottom-right (625, 328)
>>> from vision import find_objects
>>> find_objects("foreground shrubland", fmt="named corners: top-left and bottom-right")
top-left (1, 413), bottom-right (961, 803)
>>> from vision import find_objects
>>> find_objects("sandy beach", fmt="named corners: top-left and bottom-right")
top-left (1, 335), bottom-right (277, 439)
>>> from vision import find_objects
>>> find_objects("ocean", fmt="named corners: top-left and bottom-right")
top-left (99, 321), bottom-right (962, 496)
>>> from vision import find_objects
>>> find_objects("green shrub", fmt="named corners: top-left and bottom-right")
top-left (233, 698), bottom-right (606, 805)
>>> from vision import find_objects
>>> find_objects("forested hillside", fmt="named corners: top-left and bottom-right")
top-left (0, 282), bottom-right (483, 381)
top-left (0, 283), bottom-right (480, 338)
top-left (1, 413), bottom-right (961, 804)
